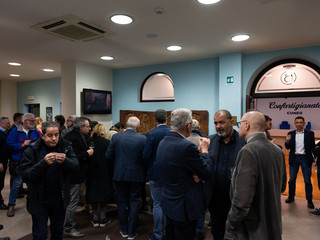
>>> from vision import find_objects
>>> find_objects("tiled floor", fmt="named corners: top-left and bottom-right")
top-left (0, 172), bottom-right (320, 240)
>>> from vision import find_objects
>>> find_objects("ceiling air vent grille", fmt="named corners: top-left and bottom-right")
top-left (31, 14), bottom-right (114, 42)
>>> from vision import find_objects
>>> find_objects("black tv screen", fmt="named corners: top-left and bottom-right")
top-left (83, 88), bottom-right (112, 114)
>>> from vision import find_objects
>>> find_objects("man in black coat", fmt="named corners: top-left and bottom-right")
top-left (207, 110), bottom-right (245, 240)
top-left (0, 117), bottom-right (11, 210)
top-left (285, 115), bottom-right (315, 209)
top-left (63, 117), bottom-right (94, 238)
top-left (20, 121), bottom-right (79, 240)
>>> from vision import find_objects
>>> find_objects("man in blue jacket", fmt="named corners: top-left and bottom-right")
top-left (6, 113), bottom-right (40, 217)
top-left (106, 116), bottom-right (146, 240)
top-left (285, 115), bottom-right (315, 209)
top-left (143, 109), bottom-right (170, 240)
top-left (157, 108), bottom-right (212, 240)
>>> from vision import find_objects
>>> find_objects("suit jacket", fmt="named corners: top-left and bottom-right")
top-left (285, 129), bottom-right (315, 166)
top-left (208, 130), bottom-right (245, 202)
top-left (143, 124), bottom-right (171, 180)
top-left (64, 128), bottom-right (90, 184)
top-left (106, 128), bottom-right (146, 182)
top-left (157, 131), bottom-right (212, 222)
top-left (0, 130), bottom-right (10, 166)
top-left (225, 132), bottom-right (286, 240)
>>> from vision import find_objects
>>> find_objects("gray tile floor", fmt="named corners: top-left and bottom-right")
top-left (0, 172), bottom-right (320, 240)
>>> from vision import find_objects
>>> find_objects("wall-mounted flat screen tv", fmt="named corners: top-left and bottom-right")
top-left (83, 88), bottom-right (112, 114)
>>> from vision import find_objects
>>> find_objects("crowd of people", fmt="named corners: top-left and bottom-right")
top-left (0, 109), bottom-right (319, 240)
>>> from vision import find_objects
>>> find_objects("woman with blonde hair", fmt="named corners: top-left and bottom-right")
top-left (35, 117), bottom-right (43, 136)
top-left (86, 124), bottom-right (113, 227)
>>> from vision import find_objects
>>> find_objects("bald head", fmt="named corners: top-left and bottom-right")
top-left (238, 111), bottom-right (266, 140)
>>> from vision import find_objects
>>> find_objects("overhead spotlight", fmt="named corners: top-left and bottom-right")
top-left (101, 56), bottom-right (114, 61)
top-left (197, 0), bottom-right (221, 4)
top-left (43, 69), bottom-right (54, 72)
top-left (231, 34), bottom-right (250, 42)
top-left (111, 14), bottom-right (133, 25)
top-left (166, 45), bottom-right (182, 51)
top-left (10, 74), bottom-right (20, 77)
top-left (8, 62), bottom-right (21, 66)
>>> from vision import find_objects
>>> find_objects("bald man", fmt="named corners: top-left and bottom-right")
top-left (225, 111), bottom-right (287, 240)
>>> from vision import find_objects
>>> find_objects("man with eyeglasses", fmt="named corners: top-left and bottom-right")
top-left (225, 111), bottom-right (286, 240)
top-left (20, 121), bottom-right (79, 240)
top-left (207, 110), bottom-right (245, 240)
top-left (63, 117), bottom-right (93, 238)
top-left (6, 113), bottom-right (41, 217)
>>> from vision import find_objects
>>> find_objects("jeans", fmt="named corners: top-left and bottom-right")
top-left (195, 210), bottom-right (206, 234)
top-left (150, 180), bottom-right (165, 240)
top-left (8, 175), bottom-right (22, 206)
top-left (288, 155), bottom-right (313, 200)
top-left (32, 204), bottom-right (65, 240)
top-left (64, 184), bottom-right (80, 232)
top-left (114, 181), bottom-right (141, 238)
top-left (165, 215), bottom-right (197, 240)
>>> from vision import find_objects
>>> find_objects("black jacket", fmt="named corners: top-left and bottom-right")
top-left (20, 138), bottom-right (79, 215)
top-left (0, 130), bottom-right (10, 165)
top-left (64, 128), bottom-right (90, 184)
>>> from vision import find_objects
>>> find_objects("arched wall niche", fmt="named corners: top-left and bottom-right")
top-left (140, 72), bottom-right (175, 102)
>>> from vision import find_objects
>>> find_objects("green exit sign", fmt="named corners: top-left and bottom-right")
top-left (226, 76), bottom-right (234, 84)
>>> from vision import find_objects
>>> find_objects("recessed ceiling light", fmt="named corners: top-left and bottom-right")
top-left (10, 74), bottom-right (20, 77)
top-left (100, 56), bottom-right (114, 61)
top-left (166, 45), bottom-right (182, 51)
top-left (43, 68), bottom-right (54, 72)
top-left (110, 15), bottom-right (133, 25)
top-left (197, 0), bottom-right (221, 4)
top-left (231, 34), bottom-right (250, 42)
top-left (8, 62), bottom-right (21, 66)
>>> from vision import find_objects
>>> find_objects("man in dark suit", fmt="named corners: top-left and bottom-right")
top-left (106, 116), bottom-right (146, 240)
top-left (63, 117), bottom-right (94, 238)
top-left (143, 109), bottom-right (171, 240)
top-left (0, 117), bottom-right (11, 210)
top-left (285, 115), bottom-right (315, 209)
top-left (207, 110), bottom-right (245, 240)
top-left (157, 108), bottom-right (212, 240)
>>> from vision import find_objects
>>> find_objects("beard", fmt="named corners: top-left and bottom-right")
top-left (217, 126), bottom-right (232, 139)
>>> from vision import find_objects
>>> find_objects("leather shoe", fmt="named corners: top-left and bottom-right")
top-left (0, 237), bottom-right (10, 240)
top-left (0, 224), bottom-right (3, 230)
top-left (64, 229), bottom-right (84, 238)
top-left (0, 204), bottom-right (9, 210)
top-left (309, 208), bottom-right (320, 216)
top-left (7, 205), bottom-right (14, 217)
top-left (285, 197), bottom-right (294, 203)
top-left (308, 200), bottom-right (315, 209)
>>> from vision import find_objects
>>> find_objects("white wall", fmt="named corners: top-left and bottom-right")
top-left (0, 80), bottom-right (17, 119)
top-left (75, 61), bottom-right (113, 130)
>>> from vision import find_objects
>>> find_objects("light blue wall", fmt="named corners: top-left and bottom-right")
top-left (113, 58), bottom-right (219, 135)
top-left (17, 78), bottom-right (61, 120)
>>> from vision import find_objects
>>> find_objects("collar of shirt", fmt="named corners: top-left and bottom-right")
top-left (0, 126), bottom-right (6, 133)
top-left (218, 130), bottom-right (236, 144)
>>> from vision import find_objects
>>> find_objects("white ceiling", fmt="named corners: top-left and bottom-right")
top-left (1, 0), bottom-right (320, 82)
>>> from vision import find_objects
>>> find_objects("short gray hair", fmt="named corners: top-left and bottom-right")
top-left (214, 109), bottom-right (232, 120)
top-left (171, 108), bottom-right (192, 131)
top-left (42, 121), bottom-right (60, 135)
top-left (191, 119), bottom-right (200, 131)
top-left (127, 116), bottom-right (140, 129)
top-left (22, 113), bottom-right (34, 122)
top-left (68, 115), bottom-right (77, 121)
top-left (73, 117), bottom-right (88, 129)
top-left (0, 117), bottom-right (9, 124)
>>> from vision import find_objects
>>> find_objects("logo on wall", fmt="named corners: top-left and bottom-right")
top-left (280, 70), bottom-right (297, 85)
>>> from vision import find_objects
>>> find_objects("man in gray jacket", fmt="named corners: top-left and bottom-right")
top-left (225, 111), bottom-right (287, 240)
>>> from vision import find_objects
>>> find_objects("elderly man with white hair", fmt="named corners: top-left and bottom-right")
top-left (106, 116), bottom-right (146, 240)
top-left (6, 113), bottom-right (41, 217)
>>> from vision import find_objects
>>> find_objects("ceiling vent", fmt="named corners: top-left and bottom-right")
top-left (31, 14), bottom-right (114, 42)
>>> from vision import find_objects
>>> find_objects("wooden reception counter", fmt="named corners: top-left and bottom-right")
top-left (270, 129), bottom-right (320, 200)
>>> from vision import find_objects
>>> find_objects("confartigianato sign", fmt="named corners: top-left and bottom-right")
top-left (256, 97), bottom-right (320, 130)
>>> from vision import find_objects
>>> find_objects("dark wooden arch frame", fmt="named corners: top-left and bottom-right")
top-left (140, 72), bottom-right (175, 102)
top-left (250, 58), bottom-right (320, 98)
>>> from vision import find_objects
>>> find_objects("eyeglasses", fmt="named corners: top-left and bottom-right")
top-left (236, 120), bottom-right (247, 128)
